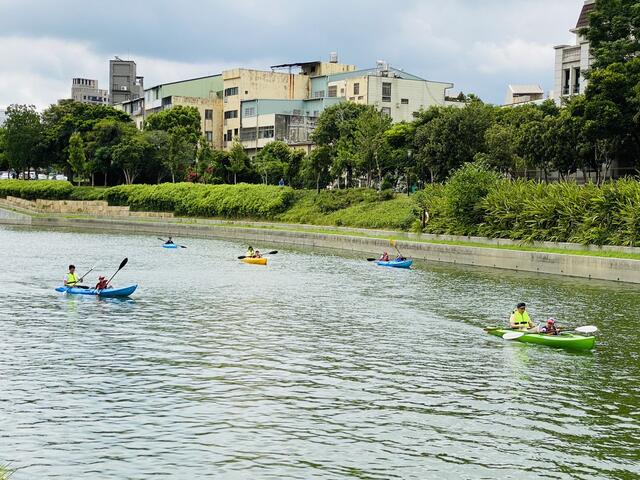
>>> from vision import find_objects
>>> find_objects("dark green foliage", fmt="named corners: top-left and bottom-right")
top-left (0, 180), bottom-right (73, 199)
top-left (104, 183), bottom-right (294, 218)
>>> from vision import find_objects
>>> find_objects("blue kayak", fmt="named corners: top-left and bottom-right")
top-left (163, 244), bottom-right (178, 249)
top-left (375, 259), bottom-right (413, 269)
top-left (55, 284), bottom-right (138, 297)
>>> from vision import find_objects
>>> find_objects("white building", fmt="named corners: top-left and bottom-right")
top-left (0, 108), bottom-right (6, 126)
top-left (71, 78), bottom-right (109, 104)
top-left (552, 0), bottom-right (595, 101)
top-left (504, 84), bottom-right (544, 106)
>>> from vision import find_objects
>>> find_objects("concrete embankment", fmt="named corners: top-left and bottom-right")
top-left (1, 204), bottom-right (639, 284)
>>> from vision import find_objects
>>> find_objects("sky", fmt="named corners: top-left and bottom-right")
top-left (0, 0), bottom-right (585, 109)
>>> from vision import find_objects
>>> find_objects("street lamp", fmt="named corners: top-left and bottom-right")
top-left (406, 149), bottom-right (412, 196)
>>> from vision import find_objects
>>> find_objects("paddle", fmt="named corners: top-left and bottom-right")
top-left (157, 237), bottom-right (187, 248)
top-left (503, 325), bottom-right (598, 340)
top-left (104, 258), bottom-right (128, 289)
top-left (389, 239), bottom-right (406, 260)
top-left (237, 250), bottom-right (278, 259)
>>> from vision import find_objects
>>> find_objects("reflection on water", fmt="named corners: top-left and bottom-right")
top-left (0, 225), bottom-right (639, 479)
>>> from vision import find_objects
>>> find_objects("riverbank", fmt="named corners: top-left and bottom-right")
top-left (2, 203), bottom-right (640, 284)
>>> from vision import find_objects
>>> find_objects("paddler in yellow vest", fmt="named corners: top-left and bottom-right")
top-left (510, 302), bottom-right (535, 330)
top-left (64, 264), bottom-right (84, 287)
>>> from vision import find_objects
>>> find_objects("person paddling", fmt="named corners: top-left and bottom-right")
top-left (246, 246), bottom-right (256, 258)
top-left (379, 251), bottom-right (390, 261)
top-left (94, 275), bottom-right (109, 290)
top-left (165, 236), bottom-right (175, 245)
top-left (509, 302), bottom-right (535, 330)
top-left (64, 264), bottom-right (84, 287)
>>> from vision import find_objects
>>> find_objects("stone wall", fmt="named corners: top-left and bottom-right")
top-left (3, 196), bottom-right (173, 218)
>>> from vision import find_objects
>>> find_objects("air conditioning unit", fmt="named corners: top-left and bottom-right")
top-left (121, 86), bottom-right (128, 91)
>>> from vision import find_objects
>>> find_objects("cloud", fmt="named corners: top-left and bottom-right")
top-left (0, 0), bottom-right (586, 107)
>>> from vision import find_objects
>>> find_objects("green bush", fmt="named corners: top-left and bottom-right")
top-left (444, 162), bottom-right (501, 235)
top-left (69, 186), bottom-right (108, 201)
top-left (0, 180), bottom-right (73, 200)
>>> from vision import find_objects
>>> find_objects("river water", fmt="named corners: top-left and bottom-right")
top-left (0, 225), bottom-right (638, 479)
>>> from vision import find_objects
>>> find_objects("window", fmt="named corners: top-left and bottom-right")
top-left (223, 133), bottom-right (227, 142)
top-left (224, 110), bottom-right (238, 119)
top-left (358, 95), bottom-right (363, 100)
top-left (205, 131), bottom-right (213, 142)
top-left (382, 82), bottom-right (392, 102)
top-left (328, 85), bottom-right (338, 97)
top-left (244, 107), bottom-right (256, 117)
top-left (401, 98), bottom-right (409, 104)
top-left (205, 109), bottom-right (213, 120)
top-left (234, 128), bottom-right (238, 136)
top-left (258, 126), bottom-right (274, 139)
top-left (354, 82), bottom-right (360, 95)
top-left (240, 128), bottom-right (257, 142)
top-left (381, 107), bottom-right (391, 117)
top-left (349, 97), bottom-right (355, 101)
top-left (227, 129), bottom-right (232, 141)
top-left (573, 67), bottom-right (581, 93)
top-left (340, 88), bottom-right (345, 94)
top-left (292, 109), bottom-right (302, 116)
top-left (224, 87), bottom-right (238, 97)
top-left (313, 90), bottom-right (325, 98)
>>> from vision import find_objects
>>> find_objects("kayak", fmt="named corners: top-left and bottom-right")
top-left (241, 257), bottom-right (268, 265)
top-left (163, 244), bottom-right (178, 249)
top-left (376, 259), bottom-right (413, 269)
top-left (486, 328), bottom-right (595, 351)
top-left (55, 284), bottom-right (138, 297)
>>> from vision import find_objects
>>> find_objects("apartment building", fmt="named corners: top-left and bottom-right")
top-left (552, 0), bottom-right (595, 100)
top-left (115, 74), bottom-right (224, 148)
top-left (109, 57), bottom-right (144, 105)
top-left (71, 78), bottom-right (109, 104)
top-left (226, 58), bottom-right (452, 154)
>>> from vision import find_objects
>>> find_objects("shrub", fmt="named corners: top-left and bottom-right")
top-left (0, 180), bottom-right (73, 200)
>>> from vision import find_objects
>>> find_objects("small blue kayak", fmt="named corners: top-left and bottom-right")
top-left (163, 244), bottom-right (178, 249)
top-left (55, 284), bottom-right (138, 297)
top-left (375, 259), bottom-right (413, 269)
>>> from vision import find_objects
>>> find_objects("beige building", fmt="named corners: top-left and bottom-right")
top-left (71, 78), bottom-right (109, 105)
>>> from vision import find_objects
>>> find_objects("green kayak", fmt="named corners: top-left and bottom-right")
top-left (486, 328), bottom-right (596, 351)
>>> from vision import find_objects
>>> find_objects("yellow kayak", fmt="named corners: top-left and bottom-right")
top-left (241, 257), bottom-right (268, 265)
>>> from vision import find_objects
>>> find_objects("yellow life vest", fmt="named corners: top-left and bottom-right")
top-left (66, 272), bottom-right (78, 285)
top-left (511, 310), bottom-right (530, 327)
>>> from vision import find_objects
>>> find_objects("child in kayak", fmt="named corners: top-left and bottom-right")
top-left (246, 246), bottom-right (255, 258)
top-left (379, 251), bottom-right (390, 261)
top-left (95, 276), bottom-right (109, 290)
top-left (538, 318), bottom-right (559, 335)
top-left (165, 236), bottom-right (174, 245)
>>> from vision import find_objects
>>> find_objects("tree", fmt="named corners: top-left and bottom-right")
top-left (67, 132), bottom-right (88, 185)
top-left (3, 104), bottom-right (44, 177)
top-left (253, 141), bottom-right (290, 184)
top-left (476, 123), bottom-right (522, 176)
top-left (354, 106), bottom-right (393, 189)
top-left (163, 126), bottom-right (196, 183)
top-left (313, 102), bottom-right (368, 186)
top-left (41, 100), bottom-right (132, 174)
top-left (301, 146), bottom-right (332, 193)
top-left (111, 132), bottom-right (147, 184)
top-left (84, 118), bottom-right (137, 185)
top-left (145, 105), bottom-right (201, 144)
top-left (228, 138), bottom-right (248, 184)
top-left (583, 0), bottom-right (640, 69)
top-left (142, 129), bottom-right (171, 183)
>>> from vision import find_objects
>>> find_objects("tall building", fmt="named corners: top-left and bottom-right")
top-left (224, 58), bottom-right (453, 154)
top-left (71, 78), bottom-right (109, 104)
top-left (552, 0), bottom-right (595, 101)
top-left (115, 75), bottom-right (224, 148)
top-left (109, 57), bottom-right (144, 105)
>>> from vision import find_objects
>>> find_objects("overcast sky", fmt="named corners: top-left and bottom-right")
top-left (0, 0), bottom-right (585, 109)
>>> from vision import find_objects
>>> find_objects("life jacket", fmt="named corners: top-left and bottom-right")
top-left (511, 310), bottom-right (530, 327)
top-left (66, 273), bottom-right (78, 286)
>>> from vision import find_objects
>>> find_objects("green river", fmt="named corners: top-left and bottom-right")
top-left (0, 225), bottom-right (639, 479)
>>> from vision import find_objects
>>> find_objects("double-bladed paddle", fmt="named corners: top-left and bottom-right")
top-left (157, 237), bottom-right (187, 248)
top-left (104, 258), bottom-right (128, 289)
top-left (237, 250), bottom-right (278, 260)
top-left (503, 325), bottom-right (598, 340)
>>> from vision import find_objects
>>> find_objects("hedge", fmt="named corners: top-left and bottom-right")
top-left (0, 180), bottom-right (73, 200)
